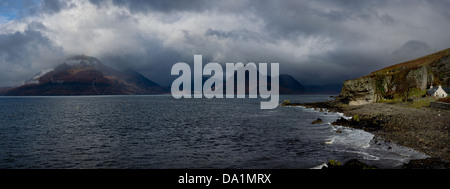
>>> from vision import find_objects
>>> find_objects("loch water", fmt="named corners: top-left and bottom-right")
top-left (0, 95), bottom-right (427, 168)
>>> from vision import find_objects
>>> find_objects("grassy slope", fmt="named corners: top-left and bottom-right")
top-left (345, 48), bottom-right (450, 107)
top-left (370, 48), bottom-right (450, 76)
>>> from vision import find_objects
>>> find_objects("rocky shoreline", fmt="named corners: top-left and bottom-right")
top-left (288, 100), bottom-right (450, 169)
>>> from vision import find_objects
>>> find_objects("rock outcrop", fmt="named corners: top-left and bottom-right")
top-left (339, 76), bottom-right (378, 105)
top-left (338, 48), bottom-right (450, 105)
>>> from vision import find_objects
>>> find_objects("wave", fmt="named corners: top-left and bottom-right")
top-left (330, 126), bottom-right (374, 149)
top-left (310, 162), bottom-right (328, 169)
top-left (335, 149), bottom-right (380, 161)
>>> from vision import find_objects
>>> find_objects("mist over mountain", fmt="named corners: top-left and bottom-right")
top-left (4, 56), bottom-right (168, 96)
top-left (199, 68), bottom-right (338, 95)
top-left (2, 55), bottom-right (339, 96)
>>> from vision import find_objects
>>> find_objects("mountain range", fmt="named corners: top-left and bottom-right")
top-left (3, 56), bottom-right (167, 96)
top-left (1, 56), bottom-right (339, 96)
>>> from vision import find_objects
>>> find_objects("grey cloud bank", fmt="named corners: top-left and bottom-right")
top-left (1, 0), bottom-right (449, 87)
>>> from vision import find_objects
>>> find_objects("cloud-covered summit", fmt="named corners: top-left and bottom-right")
top-left (1, 0), bottom-right (450, 87)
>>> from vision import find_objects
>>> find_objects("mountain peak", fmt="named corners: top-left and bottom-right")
top-left (4, 56), bottom-right (167, 96)
top-left (67, 55), bottom-right (99, 61)
top-left (61, 55), bottom-right (103, 69)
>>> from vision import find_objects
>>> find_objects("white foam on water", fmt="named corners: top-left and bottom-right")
top-left (299, 104), bottom-right (430, 168)
top-left (329, 126), bottom-right (374, 149)
top-left (300, 107), bottom-right (374, 150)
top-left (335, 112), bottom-right (352, 120)
top-left (310, 162), bottom-right (328, 169)
top-left (335, 149), bottom-right (381, 161)
top-left (324, 139), bottom-right (333, 145)
top-left (368, 140), bottom-right (429, 161)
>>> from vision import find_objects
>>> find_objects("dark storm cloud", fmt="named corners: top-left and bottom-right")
top-left (392, 40), bottom-right (432, 63)
top-left (89, 0), bottom-right (211, 13)
top-left (1, 0), bottom-right (450, 87)
top-left (204, 28), bottom-right (264, 42)
top-left (97, 39), bottom-right (190, 86)
top-left (39, 0), bottom-right (73, 14)
top-left (205, 29), bottom-right (240, 40)
top-left (426, 0), bottom-right (450, 20)
top-left (0, 21), bottom-right (63, 86)
top-left (303, 48), bottom-right (388, 81)
top-left (0, 22), bottom-right (52, 65)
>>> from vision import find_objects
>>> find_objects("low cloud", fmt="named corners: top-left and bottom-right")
top-left (0, 21), bottom-right (63, 86)
top-left (392, 40), bottom-right (433, 63)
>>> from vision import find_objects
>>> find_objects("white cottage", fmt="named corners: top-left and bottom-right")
top-left (427, 85), bottom-right (449, 98)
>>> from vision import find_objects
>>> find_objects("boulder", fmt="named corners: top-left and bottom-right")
top-left (311, 118), bottom-right (323, 124)
top-left (403, 158), bottom-right (450, 169)
top-left (322, 159), bottom-right (377, 169)
top-left (342, 159), bottom-right (377, 169)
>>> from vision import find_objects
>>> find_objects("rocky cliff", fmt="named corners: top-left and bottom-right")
top-left (338, 48), bottom-right (450, 105)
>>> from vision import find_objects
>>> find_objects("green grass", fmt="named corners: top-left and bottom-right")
top-left (408, 99), bottom-right (432, 108)
top-left (377, 88), bottom-right (433, 108)
top-left (371, 48), bottom-right (450, 75)
top-left (280, 100), bottom-right (291, 106)
top-left (353, 115), bottom-right (360, 122)
top-left (378, 88), bottom-right (426, 104)
top-left (328, 160), bottom-right (342, 166)
top-left (379, 98), bottom-right (432, 108)
top-left (377, 97), bottom-right (403, 104)
top-left (409, 88), bottom-right (426, 98)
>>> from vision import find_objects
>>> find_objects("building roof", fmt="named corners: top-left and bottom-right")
top-left (443, 87), bottom-right (450, 93)
top-left (427, 87), bottom-right (437, 95)
top-left (427, 86), bottom-right (449, 95)
top-left (427, 85), bottom-right (450, 95)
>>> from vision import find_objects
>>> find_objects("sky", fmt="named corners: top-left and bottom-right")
top-left (1, 0), bottom-right (450, 87)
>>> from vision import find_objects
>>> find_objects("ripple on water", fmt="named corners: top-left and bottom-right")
top-left (0, 96), bottom-right (428, 169)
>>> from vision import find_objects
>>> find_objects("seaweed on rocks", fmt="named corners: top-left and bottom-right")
top-left (322, 159), bottom-right (378, 169)
top-left (332, 115), bottom-right (388, 132)
top-left (312, 118), bottom-right (323, 124)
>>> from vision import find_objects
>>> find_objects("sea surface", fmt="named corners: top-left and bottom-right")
top-left (0, 95), bottom-right (427, 169)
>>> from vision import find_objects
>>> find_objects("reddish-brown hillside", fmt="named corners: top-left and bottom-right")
top-left (4, 56), bottom-right (168, 96)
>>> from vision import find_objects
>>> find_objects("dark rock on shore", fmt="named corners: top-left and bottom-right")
top-left (311, 118), bottom-right (323, 124)
top-left (323, 160), bottom-right (341, 169)
top-left (296, 100), bottom-right (450, 163)
top-left (332, 115), bottom-right (387, 132)
top-left (300, 100), bottom-right (345, 113)
top-left (403, 158), bottom-right (450, 169)
top-left (343, 159), bottom-right (378, 169)
top-left (322, 159), bottom-right (377, 169)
